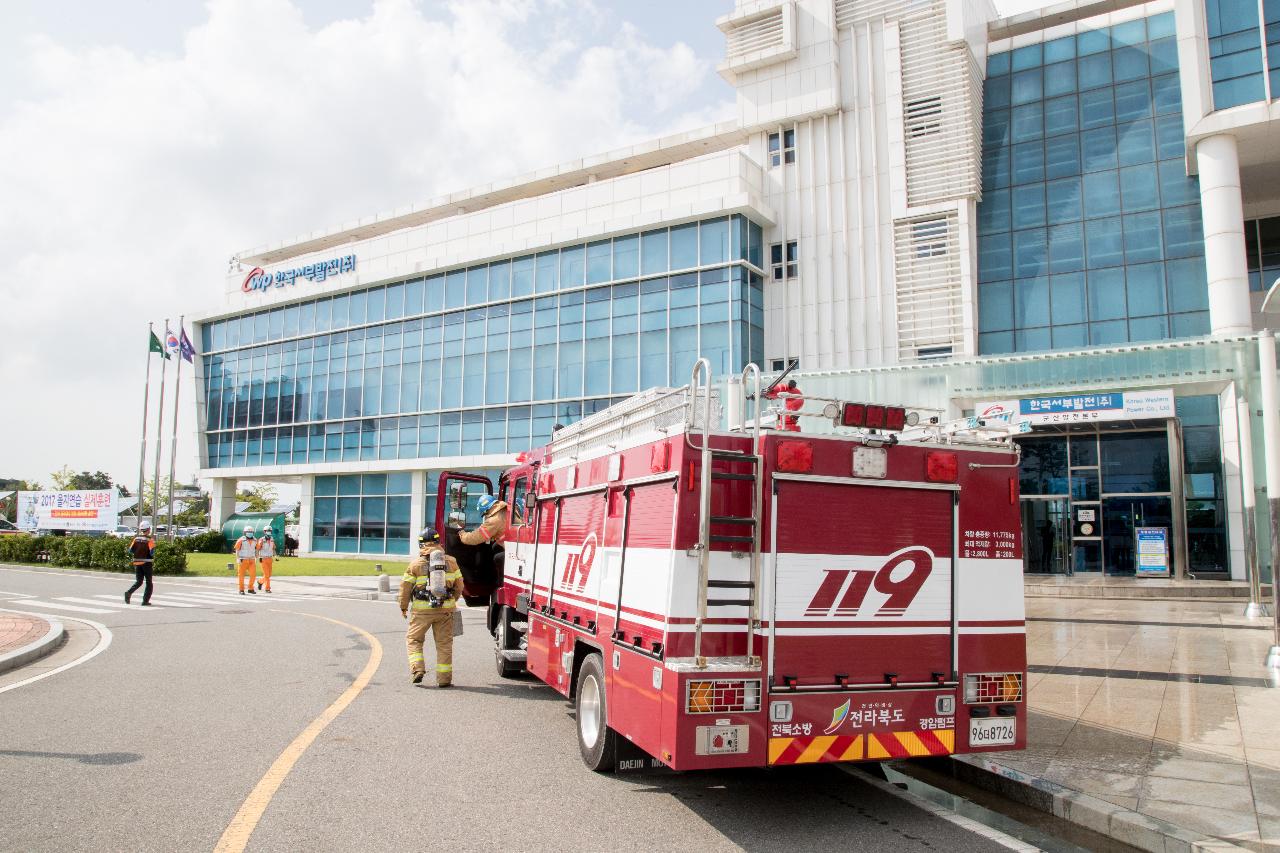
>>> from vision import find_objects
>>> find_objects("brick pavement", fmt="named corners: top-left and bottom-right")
top-left (0, 613), bottom-right (49, 657)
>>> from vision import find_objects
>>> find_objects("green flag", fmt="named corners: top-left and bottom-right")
top-left (149, 330), bottom-right (170, 359)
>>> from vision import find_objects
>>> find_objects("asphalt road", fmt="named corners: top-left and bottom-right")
top-left (0, 565), bottom-right (1019, 853)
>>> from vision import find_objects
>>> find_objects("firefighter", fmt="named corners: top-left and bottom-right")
top-left (256, 530), bottom-right (276, 593)
top-left (399, 527), bottom-right (465, 686)
top-left (765, 378), bottom-right (804, 432)
top-left (124, 523), bottom-right (156, 606)
top-left (233, 525), bottom-right (258, 595)
top-left (457, 494), bottom-right (509, 546)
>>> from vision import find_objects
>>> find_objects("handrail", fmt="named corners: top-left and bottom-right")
top-left (690, 357), bottom-right (713, 666)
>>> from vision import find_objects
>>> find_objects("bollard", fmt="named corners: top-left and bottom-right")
top-left (377, 564), bottom-right (390, 594)
top-left (226, 562), bottom-right (234, 572)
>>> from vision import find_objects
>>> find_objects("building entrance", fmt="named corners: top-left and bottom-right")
top-left (1018, 427), bottom-right (1178, 576)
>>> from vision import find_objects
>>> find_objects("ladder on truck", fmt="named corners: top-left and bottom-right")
top-left (687, 358), bottom-right (764, 669)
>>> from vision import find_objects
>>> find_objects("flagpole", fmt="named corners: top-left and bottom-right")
top-left (166, 316), bottom-right (184, 543)
top-left (136, 322), bottom-right (155, 534)
top-left (151, 319), bottom-right (169, 536)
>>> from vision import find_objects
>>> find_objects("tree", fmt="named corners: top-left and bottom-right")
top-left (174, 495), bottom-right (210, 527)
top-left (236, 483), bottom-right (277, 513)
top-left (49, 467), bottom-right (114, 491)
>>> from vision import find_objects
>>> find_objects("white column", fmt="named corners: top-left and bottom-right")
top-left (209, 477), bottom-right (237, 532)
top-left (1196, 134), bottom-right (1251, 335)
top-left (409, 470), bottom-right (427, 539)
top-left (298, 475), bottom-right (314, 555)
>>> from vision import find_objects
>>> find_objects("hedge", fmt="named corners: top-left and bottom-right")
top-left (184, 530), bottom-right (226, 553)
top-left (0, 534), bottom-right (187, 574)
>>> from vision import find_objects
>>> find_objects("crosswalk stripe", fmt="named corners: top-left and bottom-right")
top-left (166, 590), bottom-right (302, 603)
top-left (87, 595), bottom-right (202, 609)
top-left (60, 596), bottom-right (142, 609)
top-left (17, 600), bottom-right (115, 614)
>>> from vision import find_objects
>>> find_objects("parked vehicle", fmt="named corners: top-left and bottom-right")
top-left (435, 360), bottom-right (1029, 773)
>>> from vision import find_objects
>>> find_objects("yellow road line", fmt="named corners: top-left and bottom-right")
top-left (214, 611), bottom-right (383, 853)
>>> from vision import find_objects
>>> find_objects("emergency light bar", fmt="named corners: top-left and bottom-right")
top-left (834, 402), bottom-right (917, 432)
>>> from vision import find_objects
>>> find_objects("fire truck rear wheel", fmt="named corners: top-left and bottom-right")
top-left (494, 607), bottom-right (524, 679)
top-left (575, 653), bottom-right (617, 772)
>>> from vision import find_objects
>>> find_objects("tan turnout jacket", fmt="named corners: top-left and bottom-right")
top-left (458, 501), bottom-right (508, 546)
top-left (398, 544), bottom-right (464, 612)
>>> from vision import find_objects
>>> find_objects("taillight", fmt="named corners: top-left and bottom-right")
top-left (651, 441), bottom-right (670, 473)
top-left (686, 679), bottom-right (762, 713)
top-left (963, 672), bottom-right (1024, 704)
top-left (926, 451), bottom-right (958, 482)
top-left (777, 440), bottom-right (813, 472)
top-left (841, 403), bottom-right (866, 427)
top-left (864, 405), bottom-right (886, 429)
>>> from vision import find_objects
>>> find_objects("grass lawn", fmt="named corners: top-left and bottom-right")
top-left (183, 552), bottom-right (410, 577)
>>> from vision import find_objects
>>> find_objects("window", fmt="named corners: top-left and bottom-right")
top-left (510, 476), bottom-right (530, 526)
top-left (906, 96), bottom-right (943, 137)
top-left (769, 357), bottom-right (798, 372)
top-left (912, 219), bottom-right (949, 257)
top-left (770, 241), bottom-right (799, 280)
top-left (767, 128), bottom-right (796, 167)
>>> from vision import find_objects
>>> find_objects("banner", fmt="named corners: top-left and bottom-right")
top-left (977, 389), bottom-right (1175, 426)
top-left (16, 490), bottom-right (119, 532)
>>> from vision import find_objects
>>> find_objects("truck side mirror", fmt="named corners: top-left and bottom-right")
top-left (448, 481), bottom-right (468, 511)
top-left (448, 510), bottom-right (467, 529)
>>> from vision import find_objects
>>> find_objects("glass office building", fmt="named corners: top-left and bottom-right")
top-left (978, 12), bottom-right (1210, 354)
top-left (197, 216), bottom-right (765, 555)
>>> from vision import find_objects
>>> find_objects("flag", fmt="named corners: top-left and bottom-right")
top-left (165, 325), bottom-right (180, 357)
top-left (179, 327), bottom-right (196, 363)
top-left (149, 329), bottom-right (170, 359)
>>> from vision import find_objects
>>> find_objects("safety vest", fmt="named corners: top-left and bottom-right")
top-left (403, 566), bottom-right (463, 610)
top-left (235, 537), bottom-right (257, 559)
top-left (258, 539), bottom-right (275, 557)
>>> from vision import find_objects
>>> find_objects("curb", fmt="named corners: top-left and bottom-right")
top-left (0, 616), bottom-right (65, 676)
top-left (951, 755), bottom-right (1249, 853)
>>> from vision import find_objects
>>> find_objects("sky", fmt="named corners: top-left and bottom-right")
top-left (0, 0), bottom-right (1042, 492)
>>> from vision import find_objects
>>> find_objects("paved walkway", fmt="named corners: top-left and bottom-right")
top-left (0, 613), bottom-right (48, 657)
top-left (987, 596), bottom-right (1279, 850)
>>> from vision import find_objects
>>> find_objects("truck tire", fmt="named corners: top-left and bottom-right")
top-left (494, 607), bottom-right (524, 679)
top-left (574, 653), bottom-right (616, 772)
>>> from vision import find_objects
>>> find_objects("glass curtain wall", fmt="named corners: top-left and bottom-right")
top-left (1203, 0), bottom-right (1280, 108)
top-left (978, 12), bottom-right (1210, 354)
top-left (312, 473), bottom-right (413, 555)
top-left (201, 215), bottom-right (766, 469)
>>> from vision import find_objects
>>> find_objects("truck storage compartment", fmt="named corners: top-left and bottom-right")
top-left (770, 478), bottom-right (955, 688)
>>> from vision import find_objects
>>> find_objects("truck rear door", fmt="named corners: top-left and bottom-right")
top-left (769, 476), bottom-right (956, 688)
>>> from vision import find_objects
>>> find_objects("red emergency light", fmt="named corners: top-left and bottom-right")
top-left (840, 402), bottom-right (907, 432)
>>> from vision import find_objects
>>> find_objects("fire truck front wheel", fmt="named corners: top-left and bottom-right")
top-left (575, 653), bottom-right (617, 772)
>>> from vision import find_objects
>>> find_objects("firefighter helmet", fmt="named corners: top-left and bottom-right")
top-left (418, 527), bottom-right (440, 546)
top-left (477, 494), bottom-right (498, 515)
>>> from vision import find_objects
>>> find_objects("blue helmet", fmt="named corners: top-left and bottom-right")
top-left (477, 494), bottom-right (498, 515)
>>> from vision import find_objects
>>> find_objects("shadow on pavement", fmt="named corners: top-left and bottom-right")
top-left (0, 749), bottom-right (142, 766)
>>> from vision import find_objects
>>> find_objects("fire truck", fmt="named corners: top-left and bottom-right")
top-left (435, 359), bottom-right (1028, 772)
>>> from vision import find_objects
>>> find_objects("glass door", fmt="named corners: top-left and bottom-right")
top-left (1021, 498), bottom-right (1071, 574)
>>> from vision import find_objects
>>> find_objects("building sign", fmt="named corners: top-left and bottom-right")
top-left (17, 490), bottom-right (118, 532)
top-left (978, 389), bottom-right (1175, 425)
top-left (242, 254), bottom-right (357, 294)
top-left (1135, 526), bottom-right (1170, 577)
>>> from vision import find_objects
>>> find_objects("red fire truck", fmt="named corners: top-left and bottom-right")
top-left (435, 360), bottom-right (1028, 772)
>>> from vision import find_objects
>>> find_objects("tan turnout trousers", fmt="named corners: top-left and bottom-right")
top-left (406, 609), bottom-right (455, 685)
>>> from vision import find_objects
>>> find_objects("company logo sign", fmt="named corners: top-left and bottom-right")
top-left (559, 532), bottom-right (599, 592)
top-left (804, 546), bottom-right (934, 618)
top-left (242, 254), bottom-right (357, 294)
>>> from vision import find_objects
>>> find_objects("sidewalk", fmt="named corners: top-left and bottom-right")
top-left (0, 612), bottom-right (64, 675)
top-left (969, 594), bottom-right (1279, 851)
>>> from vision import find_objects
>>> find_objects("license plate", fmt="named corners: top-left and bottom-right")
top-left (969, 717), bottom-right (1016, 746)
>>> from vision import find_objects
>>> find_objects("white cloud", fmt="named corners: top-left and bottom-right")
top-left (0, 0), bottom-right (733, 488)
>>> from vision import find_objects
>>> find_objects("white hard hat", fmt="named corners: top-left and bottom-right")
top-left (245, 525), bottom-right (255, 534)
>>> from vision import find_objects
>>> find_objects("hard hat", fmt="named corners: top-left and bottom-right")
top-left (477, 494), bottom-right (498, 515)
top-left (418, 527), bottom-right (440, 546)
top-left (245, 524), bottom-right (255, 533)
top-left (140, 522), bottom-right (151, 532)
top-left (263, 529), bottom-right (273, 538)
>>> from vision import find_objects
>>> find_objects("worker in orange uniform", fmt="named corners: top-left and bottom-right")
top-left (400, 527), bottom-right (465, 686)
top-left (457, 494), bottom-right (509, 546)
top-left (765, 378), bottom-right (804, 431)
top-left (124, 522), bottom-right (156, 606)
top-left (256, 529), bottom-right (276, 593)
top-left (233, 525), bottom-right (258, 595)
